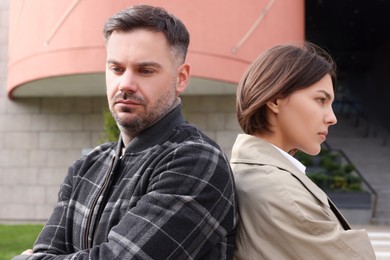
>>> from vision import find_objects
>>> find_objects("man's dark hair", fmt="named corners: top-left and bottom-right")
top-left (103, 4), bottom-right (190, 63)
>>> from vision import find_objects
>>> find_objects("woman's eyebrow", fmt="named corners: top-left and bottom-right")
top-left (317, 90), bottom-right (333, 100)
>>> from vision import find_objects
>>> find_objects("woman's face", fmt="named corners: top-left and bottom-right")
top-left (268, 74), bottom-right (337, 155)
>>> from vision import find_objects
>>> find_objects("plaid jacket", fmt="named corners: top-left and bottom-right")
top-left (15, 104), bottom-right (237, 260)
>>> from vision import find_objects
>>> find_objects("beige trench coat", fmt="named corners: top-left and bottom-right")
top-left (231, 134), bottom-right (375, 260)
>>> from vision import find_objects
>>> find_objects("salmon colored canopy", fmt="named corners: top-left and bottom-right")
top-left (7, 0), bottom-right (304, 98)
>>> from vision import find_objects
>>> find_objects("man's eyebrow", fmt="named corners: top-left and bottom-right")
top-left (106, 59), bottom-right (120, 64)
top-left (137, 61), bottom-right (162, 69)
top-left (106, 59), bottom-right (162, 68)
top-left (318, 90), bottom-right (333, 100)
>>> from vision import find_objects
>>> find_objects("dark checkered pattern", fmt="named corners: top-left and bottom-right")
top-left (16, 104), bottom-right (237, 260)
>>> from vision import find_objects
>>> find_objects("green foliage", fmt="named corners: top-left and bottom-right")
top-left (295, 149), bottom-right (363, 192)
top-left (103, 108), bottom-right (120, 142)
top-left (294, 152), bottom-right (314, 166)
top-left (0, 224), bottom-right (44, 260)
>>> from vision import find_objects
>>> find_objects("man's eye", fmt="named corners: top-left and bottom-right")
top-left (139, 68), bottom-right (154, 75)
top-left (110, 66), bottom-right (124, 74)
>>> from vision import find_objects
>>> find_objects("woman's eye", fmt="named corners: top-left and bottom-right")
top-left (318, 98), bottom-right (326, 104)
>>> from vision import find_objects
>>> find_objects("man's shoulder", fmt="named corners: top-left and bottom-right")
top-left (85, 141), bottom-right (117, 157)
top-left (173, 123), bottom-right (221, 150)
top-left (72, 141), bottom-right (117, 168)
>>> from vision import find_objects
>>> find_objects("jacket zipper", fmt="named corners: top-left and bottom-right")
top-left (91, 154), bottom-right (123, 245)
top-left (83, 155), bottom-right (116, 249)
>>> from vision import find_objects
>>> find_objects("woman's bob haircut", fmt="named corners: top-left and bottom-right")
top-left (236, 42), bottom-right (336, 135)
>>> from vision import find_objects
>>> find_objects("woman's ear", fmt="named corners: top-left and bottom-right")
top-left (266, 99), bottom-right (280, 114)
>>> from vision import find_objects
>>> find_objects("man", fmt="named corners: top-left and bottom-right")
top-left (14, 5), bottom-right (236, 259)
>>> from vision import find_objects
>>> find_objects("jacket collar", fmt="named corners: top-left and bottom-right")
top-left (231, 134), bottom-right (329, 206)
top-left (122, 101), bottom-right (186, 153)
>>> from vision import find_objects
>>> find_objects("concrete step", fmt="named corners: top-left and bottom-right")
top-left (358, 225), bottom-right (390, 259)
top-left (370, 233), bottom-right (390, 259)
top-left (325, 135), bottom-right (390, 224)
top-left (326, 110), bottom-right (390, 225)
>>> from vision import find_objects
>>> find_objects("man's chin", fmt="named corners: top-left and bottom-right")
top-left (114, 110), bottom-right (136, 119)
top-left (116, 115), bottom-right (144, 129)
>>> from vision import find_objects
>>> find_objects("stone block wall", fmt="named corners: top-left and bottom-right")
top-left (0, 97), bottom-right (108, 222)
top-left (181, 95), bottom-right (241, 159)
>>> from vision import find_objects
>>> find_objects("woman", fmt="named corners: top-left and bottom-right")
top-left (231, 43), bottom-right (375, 259)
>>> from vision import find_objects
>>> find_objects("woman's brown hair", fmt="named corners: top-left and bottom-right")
top-left (236, 42), bottom-right (336, 135)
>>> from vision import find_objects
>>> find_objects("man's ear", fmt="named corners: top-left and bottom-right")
top-left (266, 99), bottom-right (280, 114)
top-left (176, 63), bottom-right (190, 95)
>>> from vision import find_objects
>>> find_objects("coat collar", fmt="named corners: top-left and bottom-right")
top-left (231, 134), bottom-right (329, 206)
top-left (122, 102), bottom-right (186, 153)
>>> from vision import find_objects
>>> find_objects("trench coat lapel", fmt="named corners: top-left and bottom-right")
top-left (231, 134), bottom-right (329, 207)
top-left (231, 134), bottom-right (352, 229)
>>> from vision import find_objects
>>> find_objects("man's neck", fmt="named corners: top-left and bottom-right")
top-left (121, 98), bottom-right (181, 148)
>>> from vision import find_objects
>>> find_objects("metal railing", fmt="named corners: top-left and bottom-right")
top-left (322, 141), bottom-right (378, 220)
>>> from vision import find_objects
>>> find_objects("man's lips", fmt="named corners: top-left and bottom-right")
top-left (115, 99), bottom-right (141, 106)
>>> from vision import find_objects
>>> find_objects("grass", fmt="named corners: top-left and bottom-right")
top-left (0, 224), bottom-right (43, 260)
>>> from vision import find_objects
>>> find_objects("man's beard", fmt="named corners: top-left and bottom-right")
top-left (111, 84), bottom-right (177, 136)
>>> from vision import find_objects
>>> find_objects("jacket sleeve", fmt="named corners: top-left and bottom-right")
top-left (234, 164), bottom-right (375, 260)
top-left (13, 142), bottom-right (236, 260)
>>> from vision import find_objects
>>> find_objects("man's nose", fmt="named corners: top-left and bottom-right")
top-left (118, 71), bottom-right (137, 92)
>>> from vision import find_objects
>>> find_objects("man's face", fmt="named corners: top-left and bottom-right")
top-left (105, 29), bottom-right (189, 137)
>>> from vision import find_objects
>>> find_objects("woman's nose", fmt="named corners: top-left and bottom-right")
top-left (327, 108), bottom-right (338, 125)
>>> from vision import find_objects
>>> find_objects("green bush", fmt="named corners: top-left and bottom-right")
top-left (295, 152), bottom-right (314, 166)
top-left (102, 108), bottom-right (120, 142)
top-left (307, 171), bottom-right (328, 189)
top-left (296, 149), bottom-right (363, 192)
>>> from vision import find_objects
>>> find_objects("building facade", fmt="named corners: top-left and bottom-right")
top-left (1, 0), bottom-right (304, 222)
